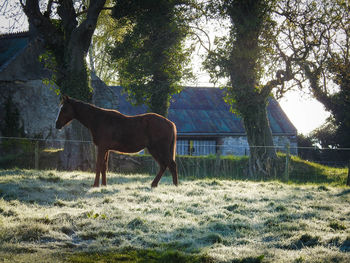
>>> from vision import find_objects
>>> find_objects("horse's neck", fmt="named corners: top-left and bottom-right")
top-left (72, 101), bottom-right (96, 129)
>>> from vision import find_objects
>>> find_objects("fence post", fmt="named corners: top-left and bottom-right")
top-left (34, 141), bottom-right (39, 170)
top-left (215, 144), bottom-right (221, 174)
top-left (284, 143), bottom-right (290, 181)
top-left (347, 160), bottom-right (350, 186)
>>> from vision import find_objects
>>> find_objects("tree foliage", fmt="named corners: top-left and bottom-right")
top-left (110, 0), bottom-right (196, 116)
top-left (277, 0), bottom-right (350, 156)
top-left (88, 0), bottom-right (127, 85)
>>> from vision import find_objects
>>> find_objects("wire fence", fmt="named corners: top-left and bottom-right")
top-left (0, 136), bottom-right (349, 184)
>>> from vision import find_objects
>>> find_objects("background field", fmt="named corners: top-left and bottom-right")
top-left (0, 169), bottom-right (349, 262)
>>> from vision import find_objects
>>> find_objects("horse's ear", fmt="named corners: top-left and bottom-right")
top-left (62, 95), bottom-right (70, 103)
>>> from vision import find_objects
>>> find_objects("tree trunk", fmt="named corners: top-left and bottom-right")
top-left (225, 0), bottom-right (280, 178)
top-left (58, 37), bottom-right (94, 171)
top-left (149, 84), bottom-right (170, 117)
top-left (60, 121), bottom-right (95, 171)
top-left (242, 101), bottom-right (279, 178)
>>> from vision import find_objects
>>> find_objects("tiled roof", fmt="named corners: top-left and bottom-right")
top-left (110, 86), bottom-right (297, 136)
top-left (0, 32), bottom-right (29, 72)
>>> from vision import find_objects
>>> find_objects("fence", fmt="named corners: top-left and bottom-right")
top-left (0, 136), bottom-right (349, 185)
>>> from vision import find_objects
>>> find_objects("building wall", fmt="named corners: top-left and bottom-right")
top-left (217, 135), bottom-right (297, 156)
top-left (219, 136), bottom-right (250, 156)
top-left (0, 80), bottom-right (62, 140)
top-left (273, 135), bottom-right (298, 155)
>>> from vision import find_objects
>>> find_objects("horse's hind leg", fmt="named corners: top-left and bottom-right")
top-left (148, 145), bottom-right (167, 187)
top-left (151, 164), bottom-right (166, 188)
top-left (168, 160), bottom-right (178, 186)
top-left (101, 151), bottom-right (109, 186)
top-left (94, 147), bottom-right (107, 187)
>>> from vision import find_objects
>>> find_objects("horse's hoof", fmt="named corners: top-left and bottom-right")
top-left (151, 183), bottom-right (158, 188)
top-left (92, 184), bottom-right (99, 188)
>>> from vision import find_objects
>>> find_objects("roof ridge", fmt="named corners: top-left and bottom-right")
top-left (0, 31), bottom-right (30, 39)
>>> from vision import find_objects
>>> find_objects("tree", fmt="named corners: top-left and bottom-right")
top-left (204, 0), bottom-right (293, 178)
top-left (278, 0), bottom-right (350, 160)
top-left (110, 0), bottom-right (195, 117)
top-left (20, 0), bottom-right (106, 170)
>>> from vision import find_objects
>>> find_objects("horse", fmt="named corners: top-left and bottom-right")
top-left (55, 95), bottom-right (178, 188)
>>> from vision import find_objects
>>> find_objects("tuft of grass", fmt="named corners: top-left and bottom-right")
top-left (224, 204), bottom-right (240, 212)
top-left (200, 233), bottom-right (224, 245)
top-left (127, 217), bottom-right (148, 231)
top-left (232, 255), bottom-right (265, 263)
top-left (1, 223), bottom-right (49, 242)
top-left (54, 199), bottom-right (67, 207)
top-left (39, 172), bottom-right (61, 183)
top-left (288, 234), bottom-right (320, 249)
top-left (329, 221), bottom-right (346, 231)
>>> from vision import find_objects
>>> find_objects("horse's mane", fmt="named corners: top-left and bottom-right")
top-left (68, 97), bottom-right (122, 115)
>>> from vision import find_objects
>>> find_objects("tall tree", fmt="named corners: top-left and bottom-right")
top-left (205, 0), bottom-right (293, 177)
top-left (20, 0), bottom-right (106, 170)
top-left (110, 0), bottom-right (195, 117)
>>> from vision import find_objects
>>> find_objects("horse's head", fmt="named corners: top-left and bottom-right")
top-left (56, 95), bottom-right (74, 129)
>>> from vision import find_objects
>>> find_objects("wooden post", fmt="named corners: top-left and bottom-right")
top-left (347, 160), bottom-right (350, 186)
top-left (34, 141), bottom-right (39, 170)
top-left (284, 143), bottom-right (290, 181)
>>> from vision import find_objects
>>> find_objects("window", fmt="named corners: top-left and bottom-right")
top-left (176, 139), bottom-right (216, 156)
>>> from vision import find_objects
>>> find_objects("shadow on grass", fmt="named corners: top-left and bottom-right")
top-left (68, 247), bottom-right (214, 263)
top-left (0, 169), bottom-right (156, 205)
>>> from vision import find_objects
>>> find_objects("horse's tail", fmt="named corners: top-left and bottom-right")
top-left (171, 123), bottom-right (177, 161)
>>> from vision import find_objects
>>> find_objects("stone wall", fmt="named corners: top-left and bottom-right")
top-left (0, 80), bottom-right (62, 141)
top-left (219, 136), bottom-right (250, 156)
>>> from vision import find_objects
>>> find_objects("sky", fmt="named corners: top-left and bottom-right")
top-left (279, 91), bottom-right (329, 135)
top-left (0, 4), bottom-right (329, 135)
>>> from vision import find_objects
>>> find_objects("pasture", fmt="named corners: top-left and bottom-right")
top-left (0, 169), bottom-right (349, 262)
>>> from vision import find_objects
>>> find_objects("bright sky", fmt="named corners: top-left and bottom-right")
top-left (0, 5), bottom-right (329, 135)
top-left (279, 91), bottom-right (329, 135)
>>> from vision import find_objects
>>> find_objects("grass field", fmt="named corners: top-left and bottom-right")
top-left (0, 169), bottom-right (349, 262)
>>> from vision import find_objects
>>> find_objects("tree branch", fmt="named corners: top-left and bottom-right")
top-left (20, 0), bottom-right (63, 48)
top-left (57, 0), bottom-right (77, 36)
top-left (73, 0), bottom-right (107, 53)
top-left (188, 25), bottom-right (211, 52)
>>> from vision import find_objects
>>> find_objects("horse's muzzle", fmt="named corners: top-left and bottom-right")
top-left (55, 122), bottom-right (62, 129)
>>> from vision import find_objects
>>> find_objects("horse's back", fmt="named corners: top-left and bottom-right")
top-left (141, 113), bottom-right (176, 136)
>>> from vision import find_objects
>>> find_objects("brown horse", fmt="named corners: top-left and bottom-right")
top-left (55, 95), bottom-right (178, 187)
